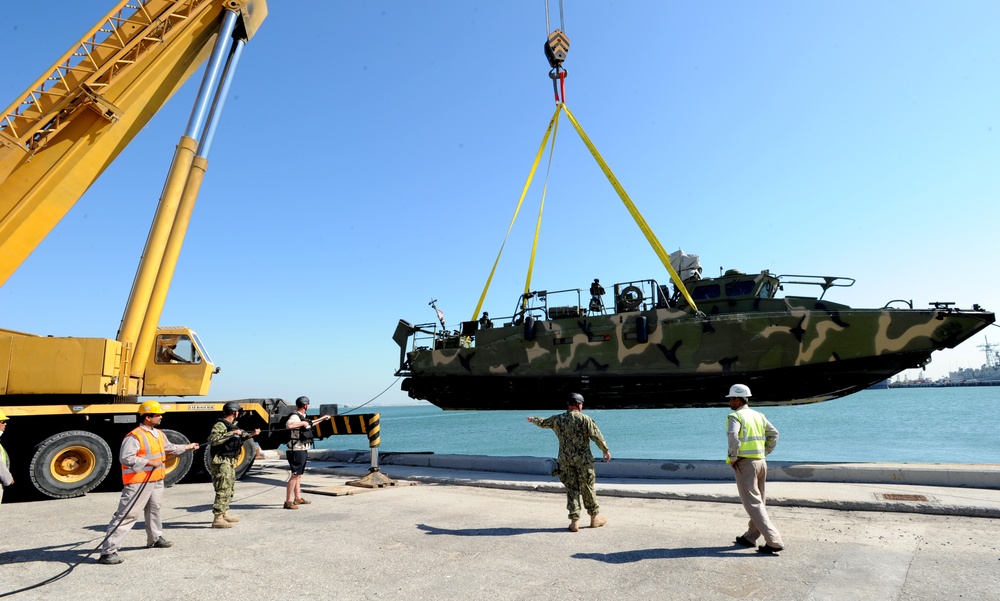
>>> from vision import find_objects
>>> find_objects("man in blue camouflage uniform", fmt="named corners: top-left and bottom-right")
top-left (208, 401), bottom-right (259, 529)
top-left (527, 392), bottom-right (611, 532)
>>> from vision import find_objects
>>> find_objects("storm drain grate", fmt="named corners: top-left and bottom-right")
top-left (878, 493), bottom-right (930, 502)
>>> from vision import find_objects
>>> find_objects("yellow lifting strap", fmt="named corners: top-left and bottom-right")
top-left (560, 104), bottom-right (700, 313)
top-left (471, 104), bottom-right (562, 321)
top-left (523, 105), bottom-right (561, 307)
top-left (472, 103), bottom-right (700, 320)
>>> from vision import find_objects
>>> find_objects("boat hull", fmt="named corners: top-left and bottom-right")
top-left (399, 303), bottom-right (994, 410)
top-left (403, 351), bottom-right (925, 410)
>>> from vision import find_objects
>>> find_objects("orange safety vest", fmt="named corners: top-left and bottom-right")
top-left (121, 426), bottom-right (167, 485)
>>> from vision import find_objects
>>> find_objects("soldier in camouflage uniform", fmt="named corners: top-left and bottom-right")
top-left (527, 392), bottom-right (611, 532)
top-left (208, 401), bottom-right (259, 529)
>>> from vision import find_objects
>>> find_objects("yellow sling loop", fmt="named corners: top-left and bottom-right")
top-left (471, 105), bottom-right (561, 321)
top-left (522, 106), bottom-right (561, 309)
top-left (472, 103), bottom-right (700, 320)
top-left (560, 104), bottom-right (700, 312)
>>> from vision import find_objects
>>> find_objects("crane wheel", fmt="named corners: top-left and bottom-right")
top-left (29, 431), bottom-right (113, 499)
top-left (203, 439), bottom-right (257, 479)
top-left (162, 429), bottom-right (195, 487)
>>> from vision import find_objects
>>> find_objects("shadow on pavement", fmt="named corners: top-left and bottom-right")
top-left (0, 541), bottom-right (100, 566)
top-left (573, 545), bottom-right (751, 563)
top-left (417, 523), bottom-right (564, 536)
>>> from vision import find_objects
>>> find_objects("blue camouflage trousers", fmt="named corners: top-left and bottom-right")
top-left (211, 456), bottom-right (236, 515)
top-left (557, 460), bottom-right (599, 520)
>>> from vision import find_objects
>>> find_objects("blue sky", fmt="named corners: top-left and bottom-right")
top-left (1, 1), bottom-right (999, 406)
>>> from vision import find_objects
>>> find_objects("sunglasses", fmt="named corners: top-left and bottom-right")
top-left (0, 420), bottom-right (7, 424)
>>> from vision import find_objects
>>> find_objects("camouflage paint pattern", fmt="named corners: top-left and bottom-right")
top-left (396, 272), bottom-right (995, 410)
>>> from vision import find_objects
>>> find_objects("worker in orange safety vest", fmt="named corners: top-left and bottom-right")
top-left (98, 400), bottom-right (199, 565)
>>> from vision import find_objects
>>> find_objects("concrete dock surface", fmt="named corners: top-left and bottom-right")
top-left (1, 455), bottom-right (998, 600)
top-left (314, 450), bottom-right (1000, 519)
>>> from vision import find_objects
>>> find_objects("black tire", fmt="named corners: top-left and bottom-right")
top-left (203, 439), bottom-right (257, 479)
top-left (162, 429), bottom-right (194, 487)
top-left (29, 430), bottom-right (113, 499)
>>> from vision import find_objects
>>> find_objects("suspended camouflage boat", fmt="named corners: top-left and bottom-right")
top-left (393, 255), bottom-right (994, 410)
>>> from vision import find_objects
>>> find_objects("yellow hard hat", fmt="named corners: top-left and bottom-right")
top-left (139, 400), bottom-right (166, 415)
top-left (0, 408), bottom-right (7, 420)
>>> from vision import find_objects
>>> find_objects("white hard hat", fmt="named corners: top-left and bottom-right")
top-left (727, 384), bottom-right (752, 398)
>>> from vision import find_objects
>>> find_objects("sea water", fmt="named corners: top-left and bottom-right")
top-left (315, 387), bottom-right (999, 464)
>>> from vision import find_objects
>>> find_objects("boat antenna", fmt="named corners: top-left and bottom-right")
top-left (429, 298), bottom-right (446, 332)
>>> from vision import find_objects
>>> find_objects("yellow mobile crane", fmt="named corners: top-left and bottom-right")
top-left (0, 0), bottom-right (287, 499)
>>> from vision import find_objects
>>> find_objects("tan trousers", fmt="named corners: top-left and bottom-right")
top-left (102, 480), bottom-right (165, 554)
top-left (732, 458), bottom-right (783, 548)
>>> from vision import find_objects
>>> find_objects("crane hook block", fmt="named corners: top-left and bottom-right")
top-left (545, 29), bottom-right (570, 68)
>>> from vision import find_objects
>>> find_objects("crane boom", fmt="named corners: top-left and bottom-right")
top-left (0, 0), bottom-right (264, 287)
top-left (0, 1), bottom-right (372, 503)
top-left (0, 0), bottom-right (266, 400)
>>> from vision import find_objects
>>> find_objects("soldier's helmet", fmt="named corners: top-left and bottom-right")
top-left (223, 401), bottom-right (241, 415)
top-left (727, 384), bottom-right (752, 398)
top-left (295, 396), bottom-right (310, 408)
top-left (567, 392), bottom-right (585, 405)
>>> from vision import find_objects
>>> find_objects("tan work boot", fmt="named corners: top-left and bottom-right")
top-left (212, 514), bottom-right (233, 529)
top-left (568, 519), bottom-right (579, 532)
top-left (590, 514), bottom-right (607, 528)
top-left (223, 512), bottom-right (240, 523)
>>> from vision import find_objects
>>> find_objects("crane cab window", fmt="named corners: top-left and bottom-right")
top-left (155, 334), bottom-right (201, 364)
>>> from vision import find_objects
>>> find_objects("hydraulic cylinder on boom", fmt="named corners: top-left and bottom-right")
top-left (0, 0), bottom-right (279, 500)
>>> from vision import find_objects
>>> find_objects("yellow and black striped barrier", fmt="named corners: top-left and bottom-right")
top-left (313, 413), bottom-right (380, 448)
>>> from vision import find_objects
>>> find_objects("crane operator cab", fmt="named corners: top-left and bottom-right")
top-left (156, 335), bottom-right (196, 364)
top-left (143, 327), bottom-right (216, 396)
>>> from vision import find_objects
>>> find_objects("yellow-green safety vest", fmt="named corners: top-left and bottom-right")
top-left (726, 409), bottom-right (767, 463)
